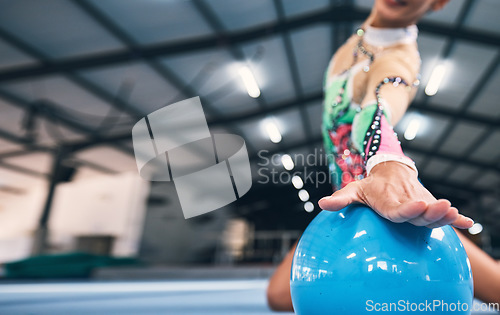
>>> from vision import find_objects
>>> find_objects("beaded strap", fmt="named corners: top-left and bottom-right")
top-left (360, 76), bottom-right (418, 175)
top-left (362, 77), bottom-right (408, 161)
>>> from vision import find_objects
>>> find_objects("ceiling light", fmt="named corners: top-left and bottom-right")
top-left (238, 66), bottom-right (260, 98)
top-left (298, 189), bottom-right (309, 202)
top-left (404, 118), bottom-right (421, 141)
top-left (304, 201), bottom-right (314, 212)
top-left (425, 63), bottom-right (446, 96)
top-left (281, 154), bottom-right (294, 170)
top-left (264, 120), bottom-right (282, 143)
top-left (292, 175), bottom-right (304, 189)
top-left (468, 223), bottom-right (483, 235)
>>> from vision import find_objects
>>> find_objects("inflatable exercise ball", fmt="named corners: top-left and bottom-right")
top-left (290, 204), bottom-right (473, 314)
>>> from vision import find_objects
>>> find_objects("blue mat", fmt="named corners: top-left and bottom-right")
top-left (0, 280), bottom-right (496, 314)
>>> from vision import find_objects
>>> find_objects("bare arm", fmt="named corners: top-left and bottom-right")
top-left (319, 53), bottom-right (473, 230)
top-left (266, 241), bottom-right (297, 312)
top-left (455, 229), bottom-right (500, 304)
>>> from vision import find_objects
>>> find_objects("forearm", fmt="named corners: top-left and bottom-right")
top-left (352, 77), bottom-right (416, 175)
top-left (266, 241), bottom-right (297, 312)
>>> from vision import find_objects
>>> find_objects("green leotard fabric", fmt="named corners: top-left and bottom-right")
top-left (322, 69), bottom-right (391, 190)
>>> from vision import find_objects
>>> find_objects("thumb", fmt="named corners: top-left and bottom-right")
top-left (318, 182), bottom-right (362, 212)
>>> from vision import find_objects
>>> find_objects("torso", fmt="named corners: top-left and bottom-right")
top-left (322, 25), bottom-right (420, 190)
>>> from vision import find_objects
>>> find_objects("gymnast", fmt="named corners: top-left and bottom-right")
top-left (267, 0), bottom-right (500, 311)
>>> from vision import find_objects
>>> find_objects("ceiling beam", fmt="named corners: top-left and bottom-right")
top-left (272, 0), bottom-right (313, 150)
top-left (68, 128), bottom-right (498, 176)
top-left (0, 6), bottom-right (498, 82)
top-left (0, 90), bottom-right (134, 155)
top-left (1, 88), bottom-right (498, 166)
top-left (207, 91), bottom-right (500, 129)
top-left (0, 127), bottom-right (33, 145)
top-left (0, 160), bottom-right (48, 179)
top-left (250, 135), bottom-right (500, 174)
top-left (0, 124), bottom-right (117, 178)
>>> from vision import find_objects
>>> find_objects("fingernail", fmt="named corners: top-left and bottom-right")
top-left (319, 196), bottom-right (332, 202)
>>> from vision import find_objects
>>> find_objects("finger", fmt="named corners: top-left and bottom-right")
top-left (318, 182), bottom-right (362, 212)
top-left (408, 199), bottom-right (451, 226)
top-left (425, 207), bottom-right (459, 229)
top-left (451, 214), bottom-right (474, 229)
top-left (388, 200), bottom-right (427, 223)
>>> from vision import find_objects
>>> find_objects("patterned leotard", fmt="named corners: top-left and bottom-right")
top-left (322, 25), bottom-right (420, 191)
top-left (322, 62), bottom-right (368, 190)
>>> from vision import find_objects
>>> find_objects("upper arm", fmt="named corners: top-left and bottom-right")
top-left (361, 48), bottom-right (420, 125)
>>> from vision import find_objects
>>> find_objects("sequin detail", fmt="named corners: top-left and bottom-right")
top-left (362, 77), bottom-right (409, 162)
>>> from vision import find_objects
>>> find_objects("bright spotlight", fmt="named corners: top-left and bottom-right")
top-left (264, 120), bottom-right (282, 143)
top-left (298, 189), bottom-right (309, 202)
top-left (404, 118), bottom-right (421, 141)
top-left (425, 63), bottom-right (446, 96)
top-left (238, 66), bottom-right (260, 98)
top-left (292, 176), bottom-right (304, 189)
top-left (468, 223), bottom-right (483, 235)
top-left (281, 154), bottom-right (294, 170)
top-left (304, 201), bottom-right (314, 212)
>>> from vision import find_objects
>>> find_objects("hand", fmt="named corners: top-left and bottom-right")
top-left (318, 161), bottom-right (474, 229)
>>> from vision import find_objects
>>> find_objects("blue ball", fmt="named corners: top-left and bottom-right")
top-left (290, 204), bottom-right (473, 314)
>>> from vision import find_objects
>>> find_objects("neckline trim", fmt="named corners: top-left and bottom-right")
top-left (363, 25), bottom-right (418, 47)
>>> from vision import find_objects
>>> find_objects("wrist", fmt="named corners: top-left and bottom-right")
top-left (366, 153), bottom-right (417, 176)
top-left (369, 159), bottom-right (418, 178)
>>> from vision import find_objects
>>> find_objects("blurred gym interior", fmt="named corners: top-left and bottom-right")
top-left (0, 0), bottom-right (498, 314)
